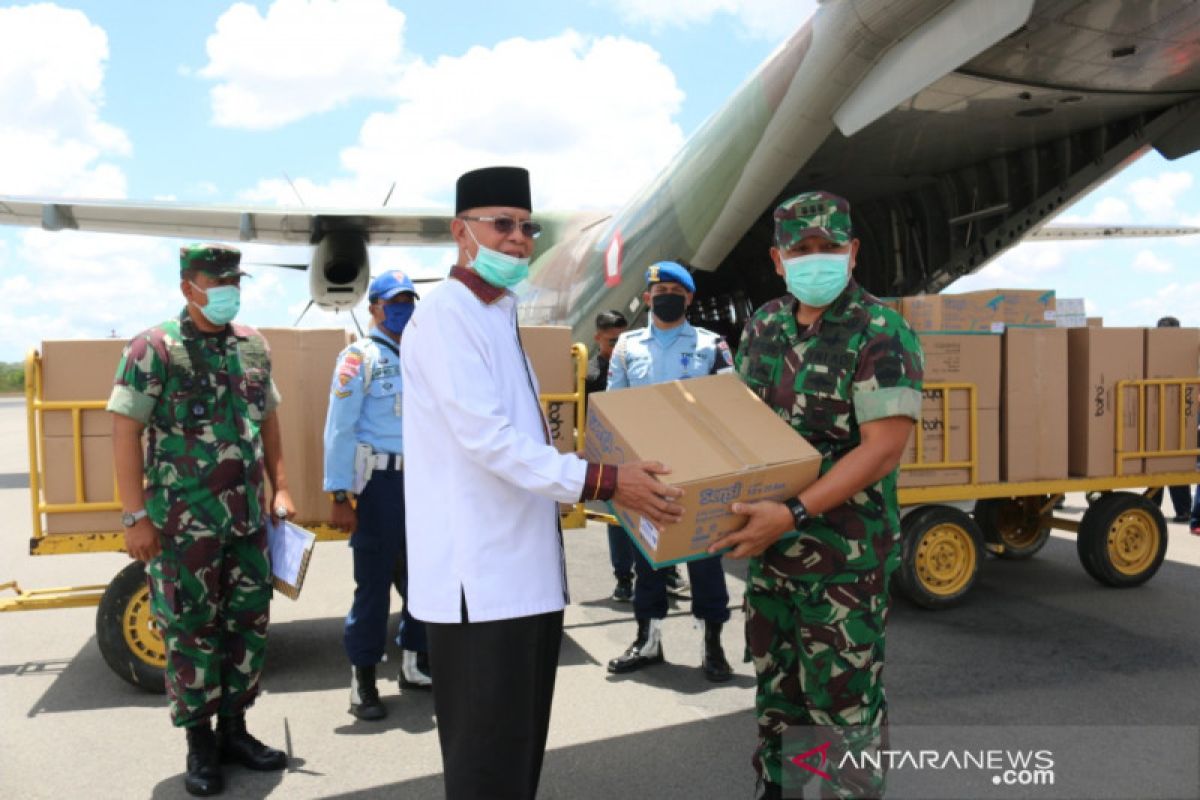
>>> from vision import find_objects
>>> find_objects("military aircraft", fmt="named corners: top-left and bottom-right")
top-left (2, 0), bottom-right (1199, 345)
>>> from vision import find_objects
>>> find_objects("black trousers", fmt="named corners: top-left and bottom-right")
top-left (427, 609), bottom-right (564, 800)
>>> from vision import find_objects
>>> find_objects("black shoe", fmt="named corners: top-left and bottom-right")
top-left (184, 722), bottom-right (224, 797)
top-left (611, 576), bottom-right (633, 602)
top-left (349, 665), bottom-right (387, 719)
top-left (216, 715), bottom-right (288, 771)
top-left (1172, 514), bottom-right (1189, 523)
top-left (607, 618), bottom-right (665, 673)
top-left (702, 620), bottom-right (733, 682)
top-left (757, 780), bottom-right (783, 800)
top-left (664, 566), bottom-right (688, 596)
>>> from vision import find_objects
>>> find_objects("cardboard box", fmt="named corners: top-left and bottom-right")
top-left (1054, 298), bottom-right (1088, 329)
top-left (1143, 328), bottom-right (1200, 474)
top-left (41, 435), bottom-right (121, 534)
top-left (40, 339), bottom-right (126, 437)
top-left (1067, 328), bottom-right (1144, 477)
top-left (1003, 328), bottom-right (1068, 482)
top-left (1087, 317), bottom-right (1104, 327)
top-left (521, 325), bottom-right (578, 454)
top-left (259, 328), bottom-right (354, 525)
top-left (899, 408), bottom-right (1000, 487)
top-left (585, 373), bottom-right (821, 566)
top-left (918, 333), bottom-right (1001, 411)
top-left (902, 290), bottom-right (1056, 332)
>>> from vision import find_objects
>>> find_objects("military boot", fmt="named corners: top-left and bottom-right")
top-left (399, 650), bottom-right (433, 690)
top-left (216, 714), bottom-right (288, 771)
top-left (183, 722), bottom-right (224, 797)
top-left (349, 665), bottom-right (387, 720)
top-left (702, 620), bottom-right (733, 682)
top-left (757, 780), bottom-right (783, 800)
top-left (607, 618), bottom-right (665, 673)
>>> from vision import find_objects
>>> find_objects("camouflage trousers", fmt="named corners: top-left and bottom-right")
top-left (745, 560), bottom-right (891, 799)
top-left (147, 526), bottom-right (272, 727)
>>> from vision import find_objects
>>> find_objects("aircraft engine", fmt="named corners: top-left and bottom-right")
top-left (308, 229), bottom-right (370, 311)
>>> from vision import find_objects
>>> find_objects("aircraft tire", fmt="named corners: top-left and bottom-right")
top-left (96, 561), bottom-right (167, 693)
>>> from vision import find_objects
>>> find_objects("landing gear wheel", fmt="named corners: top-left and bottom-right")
top-left (96, 561), bottom-right (166, 692)
top-left (897, 505), bottom-right (985, 609)
top-left (1077, 492), bottom-right (1167, 588)
top-left (974, 497), bottom-right (1052, 560)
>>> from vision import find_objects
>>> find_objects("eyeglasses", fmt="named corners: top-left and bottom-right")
top-left (459, 215), bottom-right (542, 239)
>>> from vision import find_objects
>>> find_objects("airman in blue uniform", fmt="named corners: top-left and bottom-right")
top-left (606, 261), bottom-right (737, 682)
top-left (323, 270), bottom-right (431, 721)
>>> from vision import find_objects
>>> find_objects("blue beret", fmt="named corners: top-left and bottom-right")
top-left (645, 261), bottom-right (694, 293)
top-left (369, 270), bottom-right (419, 301)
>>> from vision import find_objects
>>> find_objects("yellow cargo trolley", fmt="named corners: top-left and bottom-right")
top-left (1, 344), bottom-right (598, 691)
top-left (896, 380), bottom-right (1200, 609)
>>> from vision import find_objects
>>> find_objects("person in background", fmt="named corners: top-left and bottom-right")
top-left (322, 270), bottom-right (431, 723)
top-left (605, 260), bottom-right (737, 683)
top-left (585, 310), bottom-right (641, 602)
top-left (1152, 316), bottom-right (1193, 523)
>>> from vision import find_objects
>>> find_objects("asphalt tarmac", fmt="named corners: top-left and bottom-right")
top-left (2, 395), bottom-right (1199, 799)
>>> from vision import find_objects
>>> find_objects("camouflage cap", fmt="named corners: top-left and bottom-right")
top-left (179, 243), bottom-right (247, 277)
top-left (774, 190), bottom-right (852, 249)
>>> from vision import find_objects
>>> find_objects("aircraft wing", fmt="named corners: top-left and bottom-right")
top-left (0, 196), bottom-right (455, 246)
top-left (1028, 225), bottom-right (1200, 241)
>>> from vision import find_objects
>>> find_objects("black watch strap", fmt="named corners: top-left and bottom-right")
top-left (784, 497), bottom-right (809, 530)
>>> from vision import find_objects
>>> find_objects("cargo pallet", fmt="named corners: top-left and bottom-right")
top-left (3, 348), bottom-right (1197, 689)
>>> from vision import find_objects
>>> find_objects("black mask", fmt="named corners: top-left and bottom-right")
top-left (651, 293), bottom-right (687, 324)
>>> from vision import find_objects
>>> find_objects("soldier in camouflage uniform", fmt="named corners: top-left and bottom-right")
top-left (108, 244), bottom-right (291, 797)
top-left (709, 192), bottom-right (923, 800)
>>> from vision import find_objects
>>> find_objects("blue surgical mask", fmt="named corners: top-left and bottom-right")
top-left (464, 223), bottom-right (530, 289)
top-left (190, 282), bottom-right (241, 325)
top-left (781, 252), bottom-right (851, 307)
top-left (382, 302), bottom-right (414, 335)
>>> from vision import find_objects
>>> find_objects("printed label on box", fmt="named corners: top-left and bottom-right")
top-left (639, 517), bottom-right (659, 549)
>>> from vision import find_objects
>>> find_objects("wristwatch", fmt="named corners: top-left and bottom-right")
top-left (332, 490), bottom-right (350, 504)
top-left (784, 497), bottom-right (809, 530)
top-left (121, 509), bottom-right (148, 528)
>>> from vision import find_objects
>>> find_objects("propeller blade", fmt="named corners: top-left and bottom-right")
top-left (292, 300), bottom-right (314, 327)
top-left (382, 182), bottom-right (396, 207)
top-left (244, 261), bottom-right (308, 271)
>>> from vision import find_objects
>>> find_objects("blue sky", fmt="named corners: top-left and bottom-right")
top-left (0, 0), bottom-right (1197, 360)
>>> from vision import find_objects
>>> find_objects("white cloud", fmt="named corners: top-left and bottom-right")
top-left (1132, 249), bottom-right (1173, 273)
top-left (0, 4), bottom-right (129, 196)
top-left (610, 0), bottom-right (818, 40)
top-left (1129, 171), bottom-right (1193, 218)
top-left (201, 0), bottom-right (408, 129)
top-left (244, 31), bottom-right (686, 211)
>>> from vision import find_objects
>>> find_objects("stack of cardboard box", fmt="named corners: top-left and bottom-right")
top-left (38, 328), bottom-right (353, 536)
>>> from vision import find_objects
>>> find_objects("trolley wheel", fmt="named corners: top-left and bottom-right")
top-left (897, 505), bottom-right (984, 609)
top-left (96, 561), bottom-right (166, 692)
top-left (974, 496), bottom-right (1052, 560)
top-left (1076, 492), bottom-right (1167, 588)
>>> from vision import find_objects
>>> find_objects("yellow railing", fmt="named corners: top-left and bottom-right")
top-left (1115, 377), bottom-right (1200, 476)
top-left (900, 382), bottom-right (978, 485)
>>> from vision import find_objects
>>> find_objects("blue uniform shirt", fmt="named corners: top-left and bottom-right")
top-left (607, 320), bottom-right (734, 389)
top-left (322, 327), bottom-right (404, 492)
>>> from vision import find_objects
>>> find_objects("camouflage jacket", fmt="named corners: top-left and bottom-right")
top-left (107, 310), bottom-right (282, 538)
top-left (735, 281), bottom-right (923, 582)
